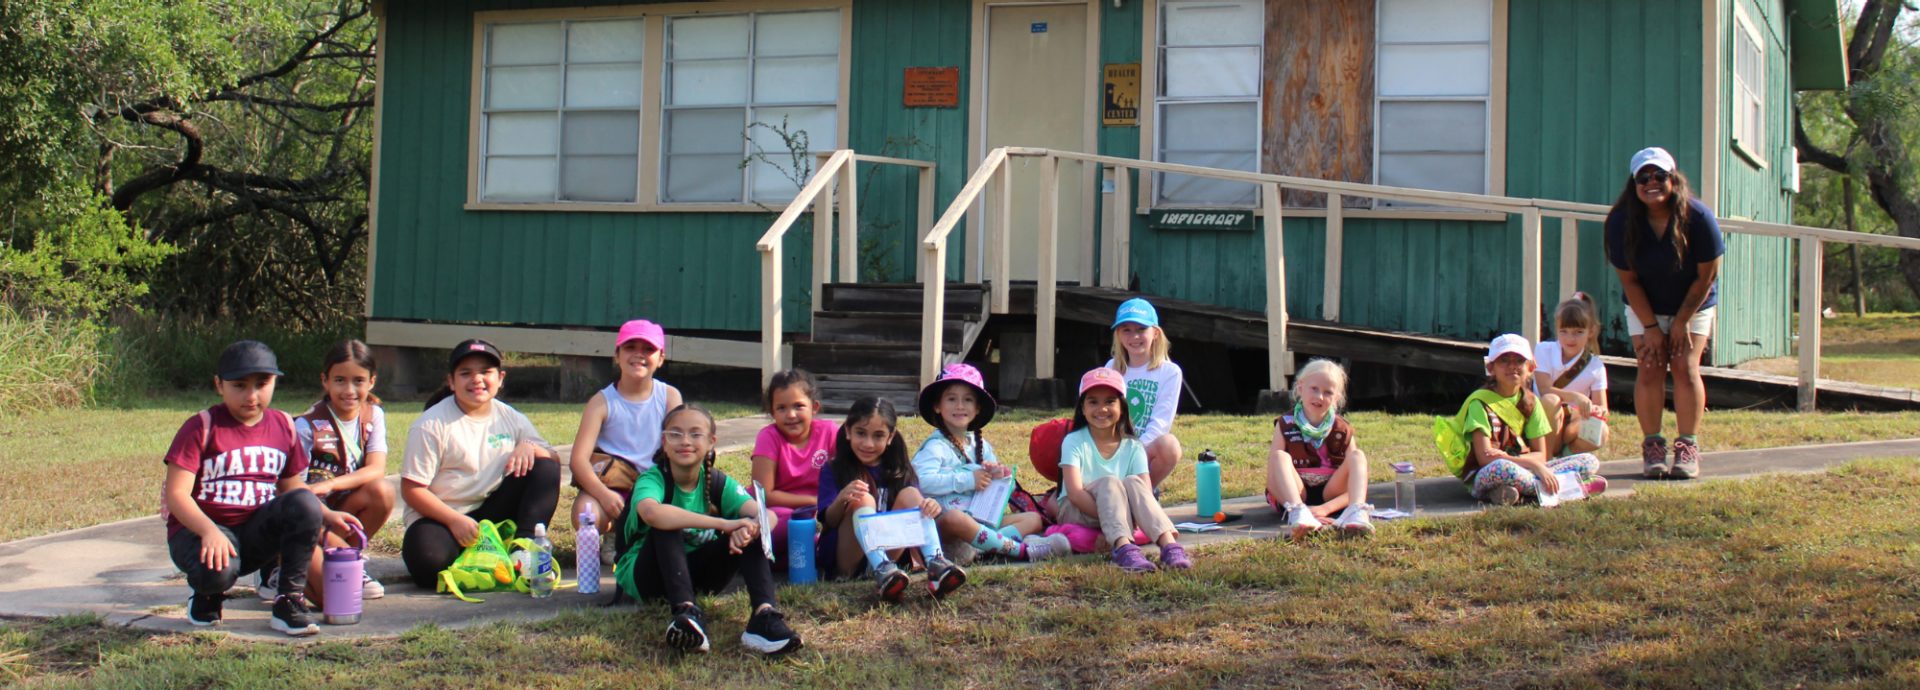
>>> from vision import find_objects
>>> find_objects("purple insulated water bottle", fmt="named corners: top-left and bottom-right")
top-left (322, 525), bottom-right (367, 625)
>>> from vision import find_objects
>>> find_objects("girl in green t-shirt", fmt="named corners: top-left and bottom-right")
top-left (1451, 335), bottom-right (1606, 506)
top-left (617, 404), bottom-right (801, 656)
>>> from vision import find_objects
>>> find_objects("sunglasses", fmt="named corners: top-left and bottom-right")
top-left (1635, 169), bottom-right (1671, 185)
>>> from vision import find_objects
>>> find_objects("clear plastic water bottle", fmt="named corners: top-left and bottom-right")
top-left (575, 512), bottom-right (601, 595)
top-left (1392, 462), bottom-right (1417, 516)
top-left (529, 523), bottom-right (556, 599)
top-left (1195, 450), bottom-right (1222, 519)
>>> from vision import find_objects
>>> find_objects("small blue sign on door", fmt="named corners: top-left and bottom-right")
top-left (1031, 22), bottom-right (1048, 33)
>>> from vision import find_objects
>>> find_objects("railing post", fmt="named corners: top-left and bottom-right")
top-left (1521, 207), bottom-right (1543, 342)
top-left (839, 159), bottom-right (859, 284)
top-left (917, 166), bottom-right (935, 281)
top-left (762, 239), bottom-right (782, 386)
top-left (993, 159), bottom-right (1012, 314)
top-left (1798, 237), bottom-right (1822, 411)
top-left (812, 164), bottom-right (835, 314)
top-left (1323, 192), bottom-right (1343, 322)
top-left (1263, 183), bottom-right (1290, 393)
top-left (922, 243), bottom-right (947, 387)
top-left (1037, 155), bottom-right (1060, 381)
top-left (1114, 165), bottom-right (1132, 289)
top-left (1559, 215), bottom-right (1579, 300)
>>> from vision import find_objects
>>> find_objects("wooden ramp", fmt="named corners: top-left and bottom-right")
top-left (1056, 287), bottom-right (1920, 412)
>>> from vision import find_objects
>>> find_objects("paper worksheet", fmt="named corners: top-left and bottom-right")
top-left (966, 467), bottom-right (1016, 527)
top-left (1535, 470), bottom-right (1586, 508)
top-left (855, 509), bottom-right (927, 551)
top-left (753, 482), bottom-right (776, 560)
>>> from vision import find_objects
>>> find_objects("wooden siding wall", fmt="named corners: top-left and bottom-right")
top-left (372, 0), bottom-right (970, 334)
top-left (1263, 0), bottom-right (1374, 208)
top-left (1711, 0), bottom-right (1794, 365)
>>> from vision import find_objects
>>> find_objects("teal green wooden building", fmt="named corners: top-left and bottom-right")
top-left (364, 0), bottom-right (1845, 370)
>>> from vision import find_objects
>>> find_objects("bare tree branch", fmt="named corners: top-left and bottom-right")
top-left (1793, 105), bottom-right (1851, 174)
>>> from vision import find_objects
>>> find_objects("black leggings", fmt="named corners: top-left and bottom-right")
top-left (402, 460), bottom-right (561, 588)
top-left (630, 529), bottom-right (776, 610)
top-left (167, 488), bottom-right (324, 596)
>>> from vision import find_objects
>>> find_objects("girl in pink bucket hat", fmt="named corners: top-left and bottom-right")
top-left (1052, 367), bottom-right (1191, 572)
top-left (911, 364), bottom-right (1068, 578)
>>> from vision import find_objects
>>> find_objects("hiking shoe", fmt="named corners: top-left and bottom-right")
top-left (872, 561), bottom-right (909, 603)
top-left (1583, 475), bottom-right (1609, 497)
top-left (1157, 542), bottom-right (1193, 570)
top-left (1285, 503), bottom-right (1325, 541)
top-left (927, 556), bottom-right (968, 598)
top-left (269, 595), bottom-right (320, 637)
top-left (666, 603), bottom-right (710, 653)
top-left (1671, 438), bottom-right (1701, 479)
top-left (741, 607), bottom-right (802, 656)
top-left (186, 593), bottom-right (223, 627)
top-left (255, 565), bottom-right (279, 601)
top-left (361, 571), bottom-right (385, 600)
top-left (1111, 543), bottom-right (1157, 573)
top-left (1023, 533), bottom-right (1072, 562)
top-left (1334, 504), bottom-right (1375, 538)
top-left (1485, 486), bottom-right (1522, 507)
top-left (1642, 436), bottom-right (1670, 479)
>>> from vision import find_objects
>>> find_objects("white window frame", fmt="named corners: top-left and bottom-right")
top-left (1731, 3), bottom-right (1767, 167)
top-left (1372, 0), bottom-right (1493, 208)
top-left (1151, 0), bottom-right (1264, 209)
top-left (465, 1), bottom-right (852, 213)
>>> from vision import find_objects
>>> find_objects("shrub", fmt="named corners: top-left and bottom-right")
top-left (0, 306), bottom-right (104, 414)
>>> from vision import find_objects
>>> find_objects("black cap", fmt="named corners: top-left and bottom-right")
top-left (217, 340), bottom-right (284, 381)
top-left (448, 338), bottom-right (504, 372)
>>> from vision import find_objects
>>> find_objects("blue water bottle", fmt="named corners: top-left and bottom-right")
top-left (787, 508), bottom-right (818, 584)
top-left (1196, 449), bottom-right (1222, 520)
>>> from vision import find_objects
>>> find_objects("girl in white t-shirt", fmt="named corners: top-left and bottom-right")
top-left (1104, 297), bottom-right (1184, 488)
top-left (1533, 293), bottom-right (1611, 457)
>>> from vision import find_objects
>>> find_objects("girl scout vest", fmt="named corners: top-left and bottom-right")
top-left (299, 401), bottom-right (377, 484)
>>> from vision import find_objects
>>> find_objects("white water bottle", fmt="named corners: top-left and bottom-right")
top-left (529, 523), bottom-right (556, 599)
top-left (575, 512), bottom-right (601, 595)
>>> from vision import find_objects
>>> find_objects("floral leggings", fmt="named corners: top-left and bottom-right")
top-left (1469, 453), bottom-right (1600, 501)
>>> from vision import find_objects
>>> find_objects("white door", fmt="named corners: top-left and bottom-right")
top-left (982, 2), bottom-right (1091, 282)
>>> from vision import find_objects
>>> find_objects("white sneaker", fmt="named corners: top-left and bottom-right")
top-left (360, 571), bottom-right (385, 600)
top-left (1285, 503), bottom-right (1325, 541)
top-left (255, 566), bottom-right (279, 601)
top-left (599, 537), bottom-right (618, 567)
top-left (1023, 532), bottom-right (1072, 561)
top-left (1334, 504), bottom-right (1375, 538)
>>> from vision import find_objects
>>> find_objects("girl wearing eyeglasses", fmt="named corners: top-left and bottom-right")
top-left (1604, 146), bottom-right (1726, 481)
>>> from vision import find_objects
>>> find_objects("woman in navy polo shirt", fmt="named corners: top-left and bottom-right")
top-left (1605, 147), bottom-right (1726, 481)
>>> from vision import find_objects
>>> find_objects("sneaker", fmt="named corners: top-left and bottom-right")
top-left (1110, 543), bottom-right (1157, 573)
top-left (360, 571), bottom-right (385, 600)
top-left (871, 561), bottom-right (909, 603)
top-left (1023, 533), bottom-right (1072, 562)
top-left (1671, 438), bottom-right (1701, 479)
top-left (666, 603), bottom-right (710, 653)
top-left (926, 556), bottom-right (968, 598)
top-left (1583, 475), bottom-right (1609, 497)
top-left (741, 607), bottom-right (802, 656)
top-left (1485, 486), bottom-right (1522, 507)
top-left (1284, 503), bottom-right (1325, 541)
top-left (269, 594), bottom-right (320, 637)
top-left (1642, 436), bottom-right (1670, 479)
top-left (1334, 504), bottom-right (1375, 538)
top-left (599, 537), bottom-right (618, 567)
top-left (255, 565), bottom-right (279, 601)
top-left (186, 593), bottom-right (223, 627)
top-left (1157, 542), bottom-right (1193, 570)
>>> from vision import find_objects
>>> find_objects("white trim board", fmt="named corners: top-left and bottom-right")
top-left (365, 320), bottom-right (781, 370)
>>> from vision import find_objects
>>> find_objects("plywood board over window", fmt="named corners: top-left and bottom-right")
top-left (1262, 0), bottom-right (1374, 208)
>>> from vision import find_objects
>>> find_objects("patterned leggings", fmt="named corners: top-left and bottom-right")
top-left (1470, 453), bottom-right (1600, 501)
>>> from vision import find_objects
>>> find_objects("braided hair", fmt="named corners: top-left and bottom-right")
top-left (651, 403), bottom-right (725, 513)
top-left (829, 397), bottom-right (918, 506)
top-left (932, 382), bottom-right (987, 466)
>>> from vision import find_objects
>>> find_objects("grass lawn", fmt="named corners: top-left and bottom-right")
top-left (7, 458), bottom-right (1920, 688)
top-left (1738, 313), bottom-right (1920, 391)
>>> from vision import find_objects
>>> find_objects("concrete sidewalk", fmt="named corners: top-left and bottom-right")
top-left (1, 437), bottom-right (1913, 642)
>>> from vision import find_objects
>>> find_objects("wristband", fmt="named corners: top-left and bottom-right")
top-left (1640, 321), bottom-right (1658, 330)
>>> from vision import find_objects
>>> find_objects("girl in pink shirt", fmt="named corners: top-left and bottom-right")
top-left (751, 369), bottom-right (837, 550)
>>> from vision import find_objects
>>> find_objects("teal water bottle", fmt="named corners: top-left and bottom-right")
top-left (1195, 449), bottom-right (1222, 519)
top-left (788, 508), bottom-right (818, 584)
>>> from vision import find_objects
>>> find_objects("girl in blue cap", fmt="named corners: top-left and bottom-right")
top-left (1104, 298), bottom-right (1185, 488)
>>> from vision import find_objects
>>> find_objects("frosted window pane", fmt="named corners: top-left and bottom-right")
top-left (1160, 102), bottom-right (1257, 152)
top-left (750, 158), bottom-right (809, 202)
top-left (1163, 1), bottom-right (1261, 46)
top-left (670, 60), bottom-right (749, 105)
top-left (664, 154), bottom-right (742, 202)
top-left (568, 19), bottom-right (644, 63)
top-left (489, 23), bottom-right (562, 66)
top-left (751, 106), bottom-right (836, 153)
top-left (486, 113), bottom-right (557, 156)
top-left (1379, 153), bottom-right (1485, 196)
top-left (1164, 47), bottom-right (1260, 98)
top-left (666, 108), bottom-right (745, 155)
top-left (565, 63), bottom-right (644, 108)
top-left (561, 155), bottom-right (637, 202)
top-left (1379, 0), bottom-right (1490, 43)
top-left (1379, 102), bottom-right (1485, 153)
top-left (487, 66), bottom-right (561, 109)
top-left (669, 15), bottom-right (749, 59)
top-left (483, 157), bottom-right (557, 201)
top-left (753, 57), bottom-right (838, 104)
top-left (756, 11), bottom-right (841, 56)
top-left (562, 112), bottom-right (639, 156)
top-left (1380, 45), bottom-right (1488, 97)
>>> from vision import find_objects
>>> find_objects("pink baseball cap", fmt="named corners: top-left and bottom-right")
top-left (1079, 367), bottom-right (1127, 398)
top-left (615, 319), bottom-right (666, 354)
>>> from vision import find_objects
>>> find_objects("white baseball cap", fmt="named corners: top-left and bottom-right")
top-left (1628, 147), bottom-right (1677, 177)
top-left (1483, 333), bottom-right (1534, 365)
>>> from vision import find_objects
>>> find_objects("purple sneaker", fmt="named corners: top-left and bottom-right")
top-left (1641, 436), bottom-right (1670, 479)
top-left (1157, 543), bottom-right (1192, 570)
top-left (1110, 543), bottom-right (1157, 573)
top-left (1671, 437), bottom-right (1700, 479)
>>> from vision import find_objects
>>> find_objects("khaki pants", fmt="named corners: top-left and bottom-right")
top-left (1055, 475), bottom-right (1175, 549)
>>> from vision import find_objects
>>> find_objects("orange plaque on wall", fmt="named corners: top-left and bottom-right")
top-left (903, 67), bottom-right (960, 108)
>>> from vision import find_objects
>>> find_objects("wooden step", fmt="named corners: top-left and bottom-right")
top-left (790, 341), bottom-right (920, 376)
top-left (813, 374), bottom-right (919, 413)
top-left (821, 282), bottom-right (985, 314)
top-left (812, 311), bottom-right (969, 349)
